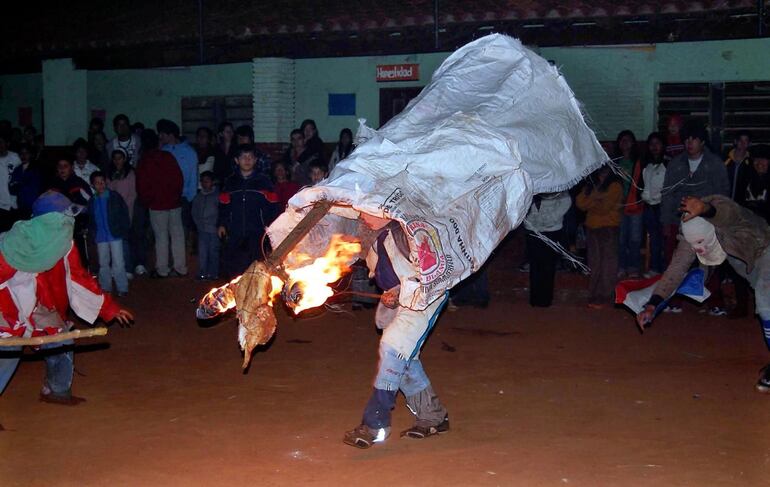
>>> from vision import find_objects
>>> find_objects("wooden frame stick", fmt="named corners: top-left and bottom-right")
top-left (0, 327), bottom-right (108, 346)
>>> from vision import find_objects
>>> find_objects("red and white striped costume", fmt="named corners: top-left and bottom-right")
top-left (0, 244), bottom-right (119, 338)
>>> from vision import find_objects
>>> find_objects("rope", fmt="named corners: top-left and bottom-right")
top-left (524, 222), bottom-right (590, 274)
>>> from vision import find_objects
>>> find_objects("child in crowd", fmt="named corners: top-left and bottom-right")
top-left (9, 143), bottom-right (42, 220)
top-left (88, 171), bottom-right (131, 296)
top-left (271, 161), bottom-right (300, 211)
top-left (328, 128), bottom-right (355, 173)
top-left (576, 165), bottom-right (623, 308)
top-left (309, 162), bottom-right (329, 185)
top-left (218, 144), bottom-right (279, 278)
top-left (192, 171), bottom-right (220, 280)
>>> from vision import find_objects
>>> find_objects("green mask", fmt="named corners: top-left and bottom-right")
top-left (0, 213), bottom-right (75, 273)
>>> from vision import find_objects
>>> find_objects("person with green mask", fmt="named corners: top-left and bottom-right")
top-left (0, 191), bottom-right (133, 405)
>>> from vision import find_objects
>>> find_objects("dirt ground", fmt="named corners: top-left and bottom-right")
top-left (2, 242), bottom-right (770, 486)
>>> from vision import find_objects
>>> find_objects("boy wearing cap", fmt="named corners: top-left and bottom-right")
top-left (637, 195), bottom-right (770, 391)
top-left (0, 191), bottom-right (133, 405)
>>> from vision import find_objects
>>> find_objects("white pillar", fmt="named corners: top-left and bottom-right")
top-left (252, 58), bottom-right (295, 143)
top-left (42, 59), bottom-right (87, 146)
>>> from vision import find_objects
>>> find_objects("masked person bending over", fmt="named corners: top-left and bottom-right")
top-left (636, 195), bottom-right (770, 391)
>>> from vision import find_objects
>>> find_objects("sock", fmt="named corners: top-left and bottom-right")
top-left (763, 319), bottom-right (770, 350)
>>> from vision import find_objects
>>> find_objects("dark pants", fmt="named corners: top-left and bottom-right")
top-left (587, 226), bottom-right (619, 304)
top-left (224, 232), bottom-right (265, 278)
top-left (526, 230), bottom-right (561, 307)
top-left (643, 205), bottom-right (665, 273)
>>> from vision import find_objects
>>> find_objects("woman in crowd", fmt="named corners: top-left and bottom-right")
top-left (300, 119), bottom-right (325, 163)
top-left (735, 144), bottom-right (770, 224)
top-left (641, 132), bottom-right (667, 277)
top-left (90, 131), bottom-right (110, 171)
top-left (615, 130), bottom-right (644, 278)
top-left (576, 165), bottom-right (623, 308)
top-left (284, 128), bottom-right (317, 186)
top-left (108, 148), bottom-right (138, 276)
top-left (328, 128), bottom-right (355, 173)
top-left (213, 122), bottom-right (237, 183)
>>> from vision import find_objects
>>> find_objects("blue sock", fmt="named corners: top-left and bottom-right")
top-left (763, 319), bottom-right (770, 350)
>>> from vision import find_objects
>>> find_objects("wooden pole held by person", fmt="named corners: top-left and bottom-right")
top-left (0, 327), bottom-right (108, 346)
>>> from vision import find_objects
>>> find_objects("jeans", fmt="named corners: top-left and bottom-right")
top-left (643, 205), bottom-right (665, 273)
top-left (619, 213), bottom-right (643, 273)
top-left (149, 207), bottom-right (187, 276)
top-left (97, 239), bottom-right (128, 293)
top-left (0, 340), bottom-right (74, 396)
top-left (197, 231), bottom-right (220, 278)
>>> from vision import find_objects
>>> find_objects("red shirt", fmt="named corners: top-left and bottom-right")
top-left (136, 149), bottom-right (183, 210)
top-left (274, 181), bottom-right (301, 210)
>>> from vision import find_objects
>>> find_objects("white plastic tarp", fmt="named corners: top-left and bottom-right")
top-left (267, 34), bottom-right (608, 310)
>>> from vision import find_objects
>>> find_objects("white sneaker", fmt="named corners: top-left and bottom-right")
top-left (134, 265), bottom-right (147, 276)
top-left (663, 305), bottom-right (682, 314)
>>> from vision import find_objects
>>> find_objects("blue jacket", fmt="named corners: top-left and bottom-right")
top-left (88, 190), bottom-right (131, 242)
top-left (163, 139), bottom-right (198, 202)
top-left (9, 165), bottom-right (42, 213)
top-left (217, 171), bottom-right (278, 236)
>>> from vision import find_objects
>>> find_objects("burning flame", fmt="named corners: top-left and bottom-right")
top-left (284, 235), bottom-right (361, 313)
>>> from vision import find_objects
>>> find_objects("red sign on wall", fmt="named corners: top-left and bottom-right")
top-left (376, 64), bottom-right (420, 82)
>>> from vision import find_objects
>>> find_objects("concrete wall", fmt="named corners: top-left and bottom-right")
top-left (43, 59), bottom-right (88, 146)
top-left (540, 37), bottom-right (770, 141)
top-left (0, 73), bottom-right (43, 128)
top-left (87, 62), bottom-right (253, 130)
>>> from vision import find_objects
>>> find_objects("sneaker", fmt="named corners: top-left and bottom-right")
top-left (126, 273), bottom-right (134, 280)
top-left (617, 270), bottom-right (628, 279)
top-left (643, 270), bottom-right (661, 279)
top-left (708, 306), bottom-right (728, 317)
top-left (343, 424), bottom-right (390, 449)
top-left (663, 305), bottom-right (682, 314)
top-left (196, 274), bottom-right (207, 281)
top-left (446, 299), bottom-right (458, 312)
top-left (39, 392), bottom-right (86, 406)
top-left (401, 415), bottom-right (450, 439)
top-left (756, 364), bottom-right (770, 393)
top-left (150, 270), bottom-right (168, 279)
top-left (117, 292), bottom-right (128, 297)
top-left (518, 263), bottom-right (530, 272)
top-left (134, 265), bottom-right (148, 276)
top-left (168, 270), bottom-right (188, 278)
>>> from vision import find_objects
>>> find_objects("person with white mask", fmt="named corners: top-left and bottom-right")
top-left (636, 195), bottom-right (770, 391)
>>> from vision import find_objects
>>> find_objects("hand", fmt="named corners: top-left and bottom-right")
top-left (218, 226), bottom-right (227, 238)
top-left (636, 305), bottom-right (655, 332)
top-left (114, 309), bottom-right (134, 328)
top-left (679, 196), bottom-right (707, 222)
top-left (380, 287), bottom-right (400, 309)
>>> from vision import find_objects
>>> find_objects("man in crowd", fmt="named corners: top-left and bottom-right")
top-left (725, 130), bottom-right (751, 200)
top-left (637, 195), bottom-right (770, 391)
top-left (107, 114), bottom-right (142, 167)
top-left (136, 129), bottom-right (187, 278)
top-left (157, 119), bottom-right (198, 239)
top-left (659, 122), bottom-right (729, 313)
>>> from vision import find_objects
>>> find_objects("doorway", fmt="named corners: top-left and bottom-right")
top-left (379, 86), bottom-right (424, 128)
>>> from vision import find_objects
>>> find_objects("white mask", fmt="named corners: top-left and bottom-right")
top-left (681, 217), bottom-right (727, 266)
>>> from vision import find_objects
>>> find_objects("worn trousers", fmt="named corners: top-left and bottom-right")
top-left (197, 231), bottom-right (220, 279)
top-left (149, 207), bottom-right (187, 276)
top-left (97, 239), bottom-right (128, 294)
top-left (587, 226), bottom-right (620, 304)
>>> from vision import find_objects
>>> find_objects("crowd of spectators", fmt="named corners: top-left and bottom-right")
top-left (1, 113), bottom-right (767, 318)
top-left (0, 115), bottom-right (356, 297)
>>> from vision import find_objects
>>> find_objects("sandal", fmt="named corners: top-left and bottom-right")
top-left (401, 415), bottom-right (450, 439)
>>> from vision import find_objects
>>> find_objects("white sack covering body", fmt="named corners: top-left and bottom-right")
top-left (268, 34), bottom-right (608, 310)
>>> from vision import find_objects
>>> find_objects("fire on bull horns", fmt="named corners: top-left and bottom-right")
top-left (196, 232), bottom-right (362, 369)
